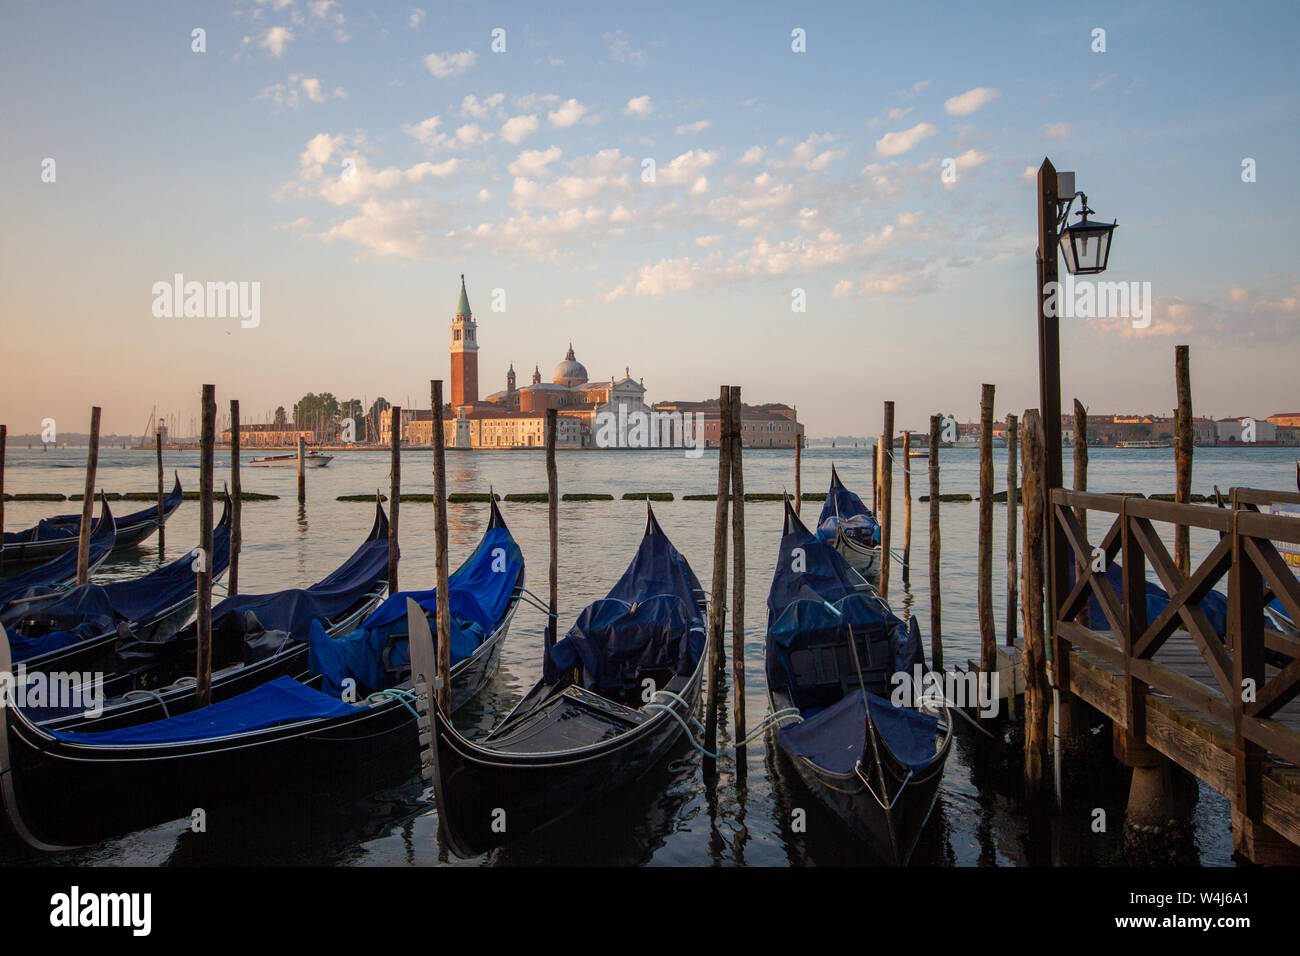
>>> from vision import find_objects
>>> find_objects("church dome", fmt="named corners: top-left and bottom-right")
top-left (552, 343), bottom-right (588, 387)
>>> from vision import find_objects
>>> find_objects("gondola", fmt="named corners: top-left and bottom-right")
top-left (815, 464), bottom-right (882, 579)
top-left (23, 498), bottom-right (394, 732)
top-left (0, 496), bottom-right (117, 608)
top-left (424, 505), bottom-right (708, 858)
top-left (249, 451), bottom-right (332, 468)
top-left (766, 498), bottom-right (951, 865)
top-left (1, 495), bottom-right (232, 675)
top-left (0, 498), bottom-right (525, 849)
top-left (1, 476), bottom-right (182, 568)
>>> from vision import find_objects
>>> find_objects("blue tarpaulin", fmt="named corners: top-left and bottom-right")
top-left (0, 502), bottom-right (117, 608)
top-left (815, 468), bottom-right (880, 547)
top-left (778, 690), bottom-right (939, 774)
top-left (48, 677), bottom-right (359, 746)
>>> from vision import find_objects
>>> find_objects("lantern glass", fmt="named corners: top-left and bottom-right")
top-left (1059, 218), bottom-right (1116, 275)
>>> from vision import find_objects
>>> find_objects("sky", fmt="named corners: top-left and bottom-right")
top-left (1, 0), bottom-right (1298, 438)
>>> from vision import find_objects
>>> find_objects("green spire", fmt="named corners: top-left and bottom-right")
top-left (456, 274), bottom-right (471, 316)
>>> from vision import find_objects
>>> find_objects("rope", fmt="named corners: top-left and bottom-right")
top-left (641, 692), bottom-right (803, 759)
top-left (367, 686), bottom-right (423, 718)
top-left (123, 688), bottom-right (171, 718)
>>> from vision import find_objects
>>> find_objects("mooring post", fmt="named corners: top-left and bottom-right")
top-left (196, 385), bottom-right (215, 710)
top-left (728, 387), bottom-right (746, 748)
top-left (879, 402), bottom-right (895, 600)
top-left (297, 434), bottom-right (306, 506)
top-left (1174, 345), bottom-right (1193, 576)
top-left (793, 438), bottom-right (801, 516)
top-left (154, 425), bottom-right (165, 559)
top-left (0, 423), bottom-right (6, 574)
top-left (978, 384), bottom-right (996, 676)
top-left (1021, 410), bottom-right (1049, 793)
top-left (928, 415), bottom-right (942, 671)
top-left (545, 408), bottom-right (558, 647)
top-left (229, 399), bottom-right (241, 596)
top-left (902, 431), bottom-right (913, 586)
top-left (75, 406), bottom-right (101, 585)
top-left (1006, 413), bottom-right (1019, 648)
top-left (703, 385), bottom-right (732, 762)
top-left (871, 443), bottom-right (879, 514)
top-left (388, 406), bottom-right (401, 594)
top-left (431, 381), bottom-right (452, 712)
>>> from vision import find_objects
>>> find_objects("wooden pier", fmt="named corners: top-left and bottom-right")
top-left (1046, 485), bottom-right (1300, 863)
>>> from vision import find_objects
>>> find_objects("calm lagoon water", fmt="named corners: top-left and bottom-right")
top-left (3, 443), bottom-right (1296, 866)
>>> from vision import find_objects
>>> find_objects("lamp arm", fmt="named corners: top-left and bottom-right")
top-left (1054, 191), bottom-right (1087, 236)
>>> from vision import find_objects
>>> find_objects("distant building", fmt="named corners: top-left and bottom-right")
top-left (220, 422), bottom-right (317, 446)
top-left (652, 401), bottom-right (804, 448)
top-left (1267, 412), bottom-right (1300, 428)
top-left (1216, 416), bottom-right (1278, 445)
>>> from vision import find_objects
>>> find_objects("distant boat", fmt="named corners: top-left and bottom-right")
top-left (1117, 440), bottom-right (1172, 449)
top-left (908, 450), bottom-right (929, 459)
top-left (249, 451), bottom-right (333, 468)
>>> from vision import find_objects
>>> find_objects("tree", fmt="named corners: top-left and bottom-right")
top-left (367, 397), bottom-right (391, 444)
top-left (273, 406), bottom-right (287, 427)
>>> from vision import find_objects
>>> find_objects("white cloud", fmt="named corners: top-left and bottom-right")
top-left (460, 93), bottom-right (505, 119)
top-left (675, 119), bottom-right (711, 135)
top-left (408, 8), bottom-right (426, 28)
top-left (454, 123), bottom-right (491, 147)
top-left (944, 87), bottom-right (1000, 116)
top-left (1042, 122), bottom-right (1072, 141)
top-left (874, 122), bottom-right (936, 157)
top-left (261, 26), bottom-right (294, 56)
top-left (508, 146), bottom-right (563, 177)
top-left (624, 95), bottom-right (653, 118)
top-left (604, 29), bottom-right (647, 66)
top-left (258, 74), bottom-right (347, 109)
top-left (739, 146), bottom-right (764, 165)
top-left (501, 114), bottom-right (540, 144)
top-left (548, 98), bottom-right (591, 128)
top-left (424, 49), bottom-right (476, 79)
top-left (832, 279), bottom-right (854, 298)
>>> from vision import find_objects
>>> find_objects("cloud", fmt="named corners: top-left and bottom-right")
top-left (739, 146), bottom-right (764, 165)
top-left (1042, 122), bottom-right (1072, 140)
top-left (832, 279), bottom-right (854, 298)
top-left (771, 133), bottom-right (846, 172)
top-left (944, 87), bottom-right (1000, 116)
top-left (258, 74), bottom-right (347, 109)
top-left (875, 122), bottom-right (936, 157)
top-left (507, 146), bottom-right (563, 177)
top-left (260, 26), bottom-right (294, 56)
top-left (624, 95), bottom-right (653, 117)
top-left (408, 8), bottom-right (426, 28)
top-left (675, 119), bottom-right (711, 135)
top-left (548, 98), bottom-right (591, 128)
top-left (460, 93), bottom-right (505, 119)
top-left (501, 114), bottom-right (540, 144)
top-left (1092, 73), bottom-right (1116, 91)
top-left (424, 49), bottom-right (476, 79)
top-left (604, 29), bottom-right (647, 66)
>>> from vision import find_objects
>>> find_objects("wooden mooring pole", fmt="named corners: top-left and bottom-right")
top-left (1021, 409), bottom-right (1049, 794)
top-left (75, 406), bottom-right (101, 585)
top-left (545, 408), bottom-right (558, 647)
top-left (871, 443), bottom-right (879, 514)
top-left (388, 406), bottom-right (401, 594)
top-left (879, 402), bottom-right (894, 600)
top-left (229, 399), bottom-right (241, 596)
top-left (1006, 413), bottom-right (1019, 648)
top-left (793, 438), bottom-right (801, 516)
top-left (978, 384), bottom-right (995, 676)
top-left (902, 431), bottom-right (912, 586)
top-left (196, 385), bottom-right (216, 710)
top-left (431, 381), bottom-right (452, 711)
top-left (928, 415), bottom-right (942, 671)
top-left (297, 434), bottom-right (306, 505)
top-left (703, 386), bottom-right (732, 761)
top-left (0, 424), bottom-right (6, 574)
top-left (154, 426), bottom-right (165, 559)
top-left (729, 387), bottom-right (746, 749)
top-left (1174, 345), bottom-right (1193, 576)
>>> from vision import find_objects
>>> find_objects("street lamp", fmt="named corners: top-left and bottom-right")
top-left (1057, 191), bottom-right (1118, 276)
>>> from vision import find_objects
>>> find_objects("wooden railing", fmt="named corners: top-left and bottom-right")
top-left (1049, 487), bottom-right (1300, 832)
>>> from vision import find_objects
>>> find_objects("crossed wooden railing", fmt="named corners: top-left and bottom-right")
top-left (1049, 487), bottom-right (1300, 836)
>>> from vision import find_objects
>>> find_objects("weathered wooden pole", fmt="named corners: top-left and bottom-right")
top-left (928, 415), bottom-right (942, 670)
top-left (431, 381), bottom-right (452, 711)
top-left (75, 406), bottom-right (102, 585)
top-left (196, 385), bottom-right (216, 710)
top-left (154, 426), bottom-right (165, 558)
top-left (388, 406), bottom-right (401, 594)
top-left (1174, 345), bottom-right (1193, 576)
top-left (1006, 413), bottom-right (1019, 648)
top-left (871, 443), bottom-right (879, 514)
top-left (728, 387), bottom-right (746, 746)
top-left (879, 401), bottom-right (895, 599)
top-left (229, 399), bottom-right (241, 596)
top-left (703, 386), bottom-right (732, 760)
top-left (978, 384), bottom-right (996, 676)
top-left (297, 434), bottom-right (306, 505)
top-left (902, 431), bottom-right (912, 586)
top-left (545, 408), bottom-right (558, 647)
top-left (793, 438), bottom-right (801, 516)
top-left (1022, 409), bottom-right (1049, 793)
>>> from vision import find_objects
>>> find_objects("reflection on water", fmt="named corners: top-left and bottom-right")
top-left (4, 444), bottom-right (1292, 867)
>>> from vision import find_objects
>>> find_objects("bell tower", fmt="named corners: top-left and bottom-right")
top-left (450, 274), bottom-right (478, 409)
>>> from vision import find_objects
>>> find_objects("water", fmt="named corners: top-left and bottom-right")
top-left (3, 443), bottom-right (1296, 866)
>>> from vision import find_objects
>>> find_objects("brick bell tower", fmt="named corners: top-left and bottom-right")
top-left (449, 274), bottom-right (478, 409)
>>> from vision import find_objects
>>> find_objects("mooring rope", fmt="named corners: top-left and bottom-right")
top-left (122, 688), bottom-right (171, 718)
top-left (367, 686), bottom-right (422, 718)
top-left (641, 691), bottom-right (803, 759)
